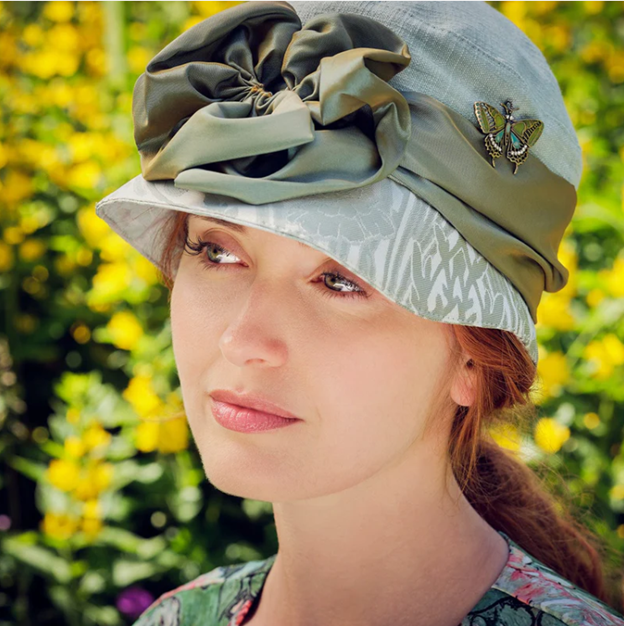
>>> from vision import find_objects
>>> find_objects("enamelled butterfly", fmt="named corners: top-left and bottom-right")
top-left (473, 99), bottom-right (544, 175)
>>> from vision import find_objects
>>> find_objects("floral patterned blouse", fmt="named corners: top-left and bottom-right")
top-left (133, 530), bottom-right (624, 625)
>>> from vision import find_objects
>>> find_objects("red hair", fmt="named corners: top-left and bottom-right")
top-left (157, 210), bottom-right (623, 611)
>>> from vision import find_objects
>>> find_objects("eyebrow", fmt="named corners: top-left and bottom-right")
top-left (192, 215), bottom-right (310, 249)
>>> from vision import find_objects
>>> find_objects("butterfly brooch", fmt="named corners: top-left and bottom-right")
top-left (473, 99), bottom-right (544, 175)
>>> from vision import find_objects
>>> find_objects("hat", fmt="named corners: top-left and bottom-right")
top-left (95, 1), bottom-right (583, 366)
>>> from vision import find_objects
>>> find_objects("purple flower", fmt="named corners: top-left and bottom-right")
top-left (116, 586), bottom-right (154, 619)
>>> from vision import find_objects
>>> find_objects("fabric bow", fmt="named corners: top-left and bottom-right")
top-left (133, 0), bottom-right (412, 203)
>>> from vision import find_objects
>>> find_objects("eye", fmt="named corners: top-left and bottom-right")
top-left (316, 271), bottom-right (369, 300)
top-left (183, 234), bottom-right (369, 300)
top-left (184, 234), bottom-right (241, 269)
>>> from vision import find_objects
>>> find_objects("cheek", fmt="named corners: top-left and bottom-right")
top-left (170, 271), bottom-right (223, 419)
top-left (296, 324), bottom-right (445, 493)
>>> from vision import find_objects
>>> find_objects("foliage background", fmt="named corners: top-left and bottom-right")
top-left (0, 1), bottom-right (623, 624)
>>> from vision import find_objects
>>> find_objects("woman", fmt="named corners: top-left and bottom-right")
top-left (96, 1), bottom-right (624, 625)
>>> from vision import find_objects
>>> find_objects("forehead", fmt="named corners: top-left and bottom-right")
top-left (189, 214), bottom-right (311, 249)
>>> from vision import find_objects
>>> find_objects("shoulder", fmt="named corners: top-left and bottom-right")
top-left (131, 555), bottom-right (276, 626)
top-left (467, 533), bottom-right (624, 626)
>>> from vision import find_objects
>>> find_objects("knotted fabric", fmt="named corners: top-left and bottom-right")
top-left (132, 0), bottom-right (577, 323)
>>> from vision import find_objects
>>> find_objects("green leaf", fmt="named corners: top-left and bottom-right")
top-left (6, 455), bottom-right (47, 482)
top-left (2, 535), bottom-right (72, 583)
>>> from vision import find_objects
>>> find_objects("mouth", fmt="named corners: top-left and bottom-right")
top-left (209, 395), bottom-right (302, 433)
top-left (209, 389), bottom-right (300, 420)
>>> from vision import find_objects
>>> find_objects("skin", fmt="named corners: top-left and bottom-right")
top-left (170, 214), bottom-right (510, 626)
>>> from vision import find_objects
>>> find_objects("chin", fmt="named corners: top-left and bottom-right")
top-left (196, 440), bottom-right (306, 502)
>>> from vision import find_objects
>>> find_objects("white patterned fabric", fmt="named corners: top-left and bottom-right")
top-left (96, 174), bottom-right (538, 364)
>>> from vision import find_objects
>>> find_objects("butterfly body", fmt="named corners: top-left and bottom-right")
top-left (473, 99), bottom-right (544, 175)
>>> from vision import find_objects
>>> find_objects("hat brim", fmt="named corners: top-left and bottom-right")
top-left (95, 174), bottom-right (538, 365)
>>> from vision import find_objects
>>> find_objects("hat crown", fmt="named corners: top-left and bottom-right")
top-left (289, 0), bottom-right (583, 189)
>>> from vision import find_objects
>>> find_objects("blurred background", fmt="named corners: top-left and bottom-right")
top-left (0, 1), bottom-right (623, 624)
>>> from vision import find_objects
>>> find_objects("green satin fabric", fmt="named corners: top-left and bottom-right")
top-left (132, 0), bottom-right (576, 323)
top-left (390, 90), bottom-right (576, 323)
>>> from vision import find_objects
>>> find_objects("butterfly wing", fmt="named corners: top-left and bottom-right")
top-left (510, 119), bottom-right (544, 147)
top-left (506, 119), bottom-right (544, 168)
top-left (474, 102), bottom-right (506, 166)
top-left (473, 102), bottom-right (506, 134)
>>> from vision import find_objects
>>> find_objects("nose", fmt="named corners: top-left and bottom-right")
top-left (218, 277), bottom-right (290, 368)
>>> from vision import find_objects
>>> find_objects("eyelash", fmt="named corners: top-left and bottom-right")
top-left (183, 234), bottom-right (369, 300)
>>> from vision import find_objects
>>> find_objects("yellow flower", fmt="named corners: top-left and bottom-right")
top-left (193, 1), bottom-right (241, 17)
top-left (85, 47), bottom-right (107, 76)
top-left (47, 458), bottom-right (81, 491)
top-left (48, 24), bottom-right (80, 52)
top-left (536, 293), bottom-right (575, 331)
top-left (159, 415), bottom-right (189, 454)
top-left (66, 161), bottom-right (101, 190)
top-left (583, 1), bottom-right (604, 14)
top-left (607, 51), bottom-right (624, 84)
top-left (3, 226), bottom-right (25, 245)
top-left (54, 253), bottom-right (77, 277)
top-left (133, 255), bottom-right (160, 285)
top-left (604, 334), bottom-right (624, 364)
top-left (82, 422), bottom-right (112, 451)
top-left (88, 261), bottom-right (133, 304)
top-left (68, 132), bottom-right (98, 163)
top-left (536, 350), bottom-right (569, 397)
top-left (44, 1), bottom-right (75, 22)
top-left (586, 288), bottom-right (606, 309)
top-left (74, 462), bottom-right (113, 500)
top-left (20, 214), bottom-right (43, 235)
top-left (534, 417), bottom-right (570, 454)
top-left (81, 517), bottom-right (103, 539)
top-left (23, 23), bottom-right (45, 48)
top-left (136, 415), bottom-right (189, 454)
top-left (41, 512), bottom-right (79, 541)
top-left (182, 15), bottom-right (206, 32)
top-left (0, 171), bottom-right (33, 206)
top-left (583, 334), bottom-right (624, 380)
top-left (128, 46), bottom-right (152, 74)
top-left (71, 322), bottom-right (91, 344)
top-left (532, 1), bottom-right (559, 15)
top-left (47, 80), bottom-right (74, 107)
top-left (99, 234), bottom-right (131, 262)
top-left (91, 461), bottom-right (113, 491)
top-left (501, 1), bottom-right (525, 30)
top-left (107, 311), bottom-right (144, 351)
top-left (135, 420), bottom-right (159, 453)
top-left (488, 422), bottom-right (521, 454)
top-left (18, 239), bottom-right (46, 262)
top-left (583, 412), bottom-right (601, 430)
top-left (603, 257), bottom-right (624, 298)
top-left (123, 375), bottom-right (164, 418)
top-left (0, 242), bottom-right (14, 272)
top-left (64, 435), bottom-right (86, 458)
top-left (76, 248), bottom-right (93, 267)
top-left (83, 499), bottom-right (101, 519)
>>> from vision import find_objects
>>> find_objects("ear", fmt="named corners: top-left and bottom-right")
top-left (449, 356), bottom-right (477, 407)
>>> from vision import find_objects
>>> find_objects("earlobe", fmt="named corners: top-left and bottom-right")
top-left (450, 358), bottom-right (477, 407)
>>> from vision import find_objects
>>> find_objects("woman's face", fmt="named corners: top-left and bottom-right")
top-left (170, 214), bottom-right (473, 502)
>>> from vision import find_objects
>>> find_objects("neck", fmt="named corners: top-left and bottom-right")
top-left (248, 441), bottom-right (509, 626)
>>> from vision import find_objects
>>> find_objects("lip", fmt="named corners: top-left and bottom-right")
top-left (209, 389), bottom-right (300, 419)
top-left (209, 389), bottom-right (302, 434)
top-left (210, 399), bottom-right (302, 433)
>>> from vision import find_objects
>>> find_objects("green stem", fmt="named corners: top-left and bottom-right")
top-left (103, 1), bottom-right (126, 91)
